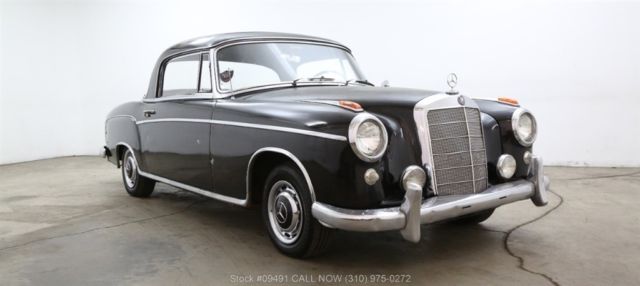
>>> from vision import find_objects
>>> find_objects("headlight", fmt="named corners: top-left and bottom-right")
top-left (512, 108), bottom-right (537, 147)
top-left (348, 113), bottom-right (388, 162)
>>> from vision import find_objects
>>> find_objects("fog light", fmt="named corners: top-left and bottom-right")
top-left (523, 151), bottom-right (532, 165)
top-left (401, 166), bottom-right (426, 190)
top-left (364, 168), bottom-right (379, 186)
top-left (497, 154), bottom-right (517, 179)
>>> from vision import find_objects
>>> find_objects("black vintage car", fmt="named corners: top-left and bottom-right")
top-left (104, 32), bottom-right (549, 258)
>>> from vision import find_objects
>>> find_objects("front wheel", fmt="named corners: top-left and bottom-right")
top-left (262, 164), bottom-right (333, 258)
top-left (122, 149), bottom-right (155, 197)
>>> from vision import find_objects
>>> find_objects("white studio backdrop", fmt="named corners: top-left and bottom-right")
top-left (1, 0), bottom-right (639, 166)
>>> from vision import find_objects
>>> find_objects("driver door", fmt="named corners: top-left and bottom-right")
top-left (138, 52), bottom-right (214, 191)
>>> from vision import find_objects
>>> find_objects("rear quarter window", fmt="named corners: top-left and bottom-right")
top-left (161, 53), bottom-right (205, 97)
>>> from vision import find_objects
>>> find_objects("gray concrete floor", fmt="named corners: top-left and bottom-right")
top-left (0, 157), bottom-right (638, 286)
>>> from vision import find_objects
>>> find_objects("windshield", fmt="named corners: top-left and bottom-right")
top-left (216, 42), bottom-right (366, 92)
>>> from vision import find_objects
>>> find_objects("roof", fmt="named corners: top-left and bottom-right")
top-left (161, 31), bottom-right (349, 58)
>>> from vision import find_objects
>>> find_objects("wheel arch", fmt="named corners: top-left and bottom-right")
top-left (246, 147), bottom-right (316, 206)
top-left (115, 142), bottom-right (137, 168)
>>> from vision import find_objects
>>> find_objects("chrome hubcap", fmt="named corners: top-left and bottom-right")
top-left (267, 180), bottom-right (303, 244)
top-left (124, 154), bottom-right (138, 189)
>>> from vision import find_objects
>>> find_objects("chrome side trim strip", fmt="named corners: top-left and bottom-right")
top-left (208, 121), bottom-right (346, 141)
top-left (135, 118), bottom-right (347, 141)
top-left (136, 118), bottom-right (212, 125)
top-left (115, 143), bottom-right (247, 206)
top-left (247, 147), bottom-right (316, 202)
top-left (137, 169), bottom-right (247, 206)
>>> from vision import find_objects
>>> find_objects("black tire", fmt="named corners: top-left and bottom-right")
top-left (451, 208), bottom-right (495, 225)
top-left (262, 164), bottom-right (333, 258)
top-left (121, 149), bottom-right (155, 198)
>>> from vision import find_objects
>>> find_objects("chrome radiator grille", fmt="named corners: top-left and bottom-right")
top-left (427, 107), bottom-right (488, 195)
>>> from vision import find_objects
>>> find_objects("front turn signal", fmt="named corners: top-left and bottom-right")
top-left (497, 97), bottom-right (519, 106)
top-left (339, 100), bottom-right (363, 112)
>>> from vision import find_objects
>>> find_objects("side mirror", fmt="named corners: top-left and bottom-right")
top-left (380, 80), bottom-right (390, 87)
top-left (220, 69), bottom-right (234, 83)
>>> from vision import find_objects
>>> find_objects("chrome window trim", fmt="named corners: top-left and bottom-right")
top-left (142, 94), bottom-right (214, 103)
top-left (247, 147), bottom-right (316, 203)
top-left (210, 40), bottom-right (359, 99)
top-left (164, 36), bottom-right (350, 60)
top-left (413, 94), bottom-right (483, 195)
top-left (134, 118), bottom-right (347, 141)
top-left (152, 51), bottom-right (215, 101)
top-left (116, 143), bottom-right (247, 206)
top-left (347, 113), bottom-right (388, 162)
top-left (511, 108), bottom-right (537, 147)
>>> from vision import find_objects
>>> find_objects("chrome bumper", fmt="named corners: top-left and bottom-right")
top-left (311, 156), bottom-right (550, 242)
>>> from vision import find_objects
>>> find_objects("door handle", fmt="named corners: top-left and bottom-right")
top-left (143, 110), bottom-right (156, 117)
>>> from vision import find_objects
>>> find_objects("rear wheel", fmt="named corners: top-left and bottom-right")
top-left (451, 208), bottom-right (495, 224)
top-left (122, 149), bottom-right (155, 197)
top-left (262, 164), bottom-right (333, 258)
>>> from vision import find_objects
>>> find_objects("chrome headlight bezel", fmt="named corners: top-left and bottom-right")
top-left (348, 113), bottom-right (388, 162)
top-left (511, 108), bottom-right (537, 147)
top-left (401, 165), bottom-right (426, 190)
top-left (497, 154), bottom-right (517, 179)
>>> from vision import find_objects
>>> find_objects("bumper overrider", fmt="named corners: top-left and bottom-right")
top-left (311, 156), bottom-right (550, 242)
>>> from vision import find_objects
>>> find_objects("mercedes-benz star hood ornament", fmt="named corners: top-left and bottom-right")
top-left (446, 73), bottom-right (459, 95)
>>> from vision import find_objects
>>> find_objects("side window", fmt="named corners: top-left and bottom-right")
top-left (162, 54), bottom-right (200, 97)
top-left (198, 53), bottom-right (212, 93)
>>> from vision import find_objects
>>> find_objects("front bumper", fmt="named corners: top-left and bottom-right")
top-left (311, 156), bottom-right (550, 242)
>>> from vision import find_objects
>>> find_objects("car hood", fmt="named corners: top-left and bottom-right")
top-left (239, 86), bottom-right (442, 110)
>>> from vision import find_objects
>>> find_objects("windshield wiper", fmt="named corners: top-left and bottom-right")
top-left (344, 79), bottom-right (375, 86)
top-left (292, 76), bottom-right (336, 87)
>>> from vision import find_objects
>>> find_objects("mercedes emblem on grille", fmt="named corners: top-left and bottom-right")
top-left (458, 96), bottom-right (465, 106)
